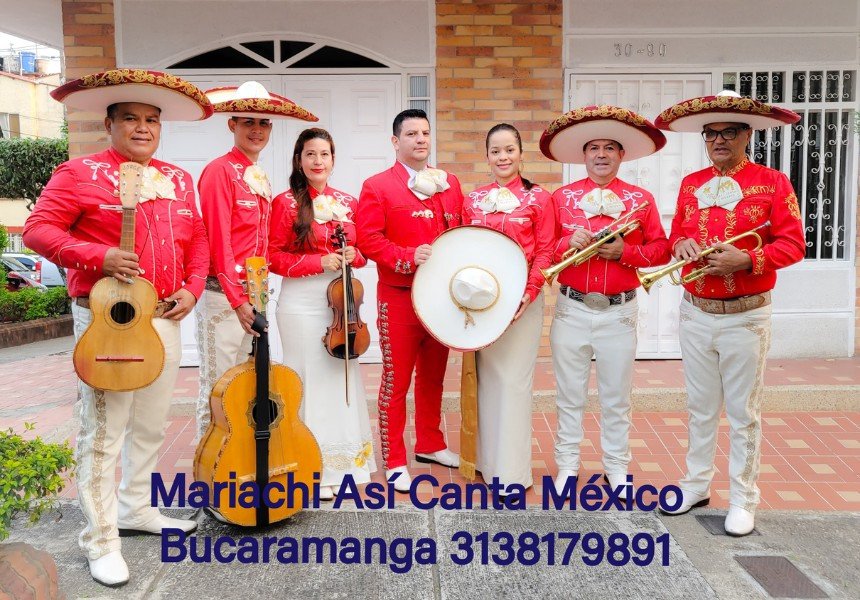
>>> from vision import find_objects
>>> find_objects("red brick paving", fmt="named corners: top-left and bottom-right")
top-left (1, 355), bottom-right (858, 511)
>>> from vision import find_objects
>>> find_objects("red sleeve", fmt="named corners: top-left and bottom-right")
top-left (668, 188), bottom-right (691, 253)
top-left (197, 161), bottom-right (246, 308)
top-left (351, 247), bottom-right (367, 269)
top-left (551, 189), bottom-right (574, 262)
top-left (182, 194), bottom-right (209, 299)
top-left (619, 196), bottom-right (671, 269)
top-left (355, 178), bottom-right (416, 269)
top-left (525, 191), bottom-right (555, 301)
top-left (268, 194), bottom-right (325, 278)
top-left (23, 163), bottom-right (111, 273)
top-left (747, 174), bottom-right (805, 275)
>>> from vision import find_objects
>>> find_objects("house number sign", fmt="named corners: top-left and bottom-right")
top-left (614, 43), bottom-right (667, 58)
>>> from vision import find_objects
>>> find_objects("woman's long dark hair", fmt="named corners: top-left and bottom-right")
top-left (290, 128), bottom-right (335, 250)
top-left (485, 123), bottom-right (534, 191)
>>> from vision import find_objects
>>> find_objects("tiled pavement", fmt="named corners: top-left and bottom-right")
top-left (2, 349), bottom-right (858, 511)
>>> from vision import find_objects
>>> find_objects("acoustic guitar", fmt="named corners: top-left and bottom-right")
top-left (194, 257), bottom-right (322, 526)
top-left (73, 162), bottom-right (165, 392)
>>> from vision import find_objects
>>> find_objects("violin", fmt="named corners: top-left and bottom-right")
top-left (323, 225), bottom-right (370, 360)
top-left (194, 257), bottom-right (321, 526)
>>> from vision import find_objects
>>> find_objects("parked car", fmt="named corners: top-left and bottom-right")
top-left (0, 256), bottom-right (48, 292)
top-left (2, 253), bottom-right (66, 287)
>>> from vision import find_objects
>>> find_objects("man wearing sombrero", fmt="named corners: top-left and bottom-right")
top-left (194, 81), bottom-right (317, 442)
top-left (23, 69), bottom-right (212, 586)
top-left (541, 106), bottom-right (670, 500)
top-left (655, 91), bottom-right (805, 535)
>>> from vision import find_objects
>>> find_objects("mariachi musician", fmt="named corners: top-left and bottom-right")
top-left (540, 107), bottom-right (670, 498)
top-left (655, 91), bottom-right (805, 536)
top-left (23, 69), bottom-right (211, 587)
top-left (195, 81), bottom-right (317, 441)
top-left (269, 127), bottom-right (376, 500)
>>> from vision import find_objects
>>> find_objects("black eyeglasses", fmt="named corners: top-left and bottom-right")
top-left (702, 126), bottom-right (750, 142)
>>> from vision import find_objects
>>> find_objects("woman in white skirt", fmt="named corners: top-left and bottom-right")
top-left (463, 123), bottom-right (555, 490)
top-left (269, 128), bottom-right (376, 500)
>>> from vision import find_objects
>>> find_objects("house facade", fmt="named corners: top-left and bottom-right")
top-left (4, 0), bottom-right (858, 361)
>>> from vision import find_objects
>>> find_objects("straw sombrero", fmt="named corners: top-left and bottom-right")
top-left (655, 90), bottom-right (800, 132)
top-left (412, 226), bottom-right (528, 352)
top-left (205, 81), bottom-right (318, 121)
top-left (50, 69), bottom-right (212, 121)
top-left (540, 105), bottom-right (666, 164)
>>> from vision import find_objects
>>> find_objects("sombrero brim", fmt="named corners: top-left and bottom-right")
top-left (50, 69), bottom-right (213, 121)
top-left (655, 95), bottom-right (800, 132)
top-left (206, 87), bottom-right (318, 121)
top-left (412, 226), bottom-right (528, 352)
top-left (540, 106), bottom-right (666, 164)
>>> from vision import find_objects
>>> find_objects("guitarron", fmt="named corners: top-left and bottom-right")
top-left (72, 162), bottom-right (165, 392)
top-left (194, 257), bottom-right (322, 526)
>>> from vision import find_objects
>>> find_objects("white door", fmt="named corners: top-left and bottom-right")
top-left (567, 74), bottom-right (711, 358)
top-left (159, 74), bottom-right (400, 365)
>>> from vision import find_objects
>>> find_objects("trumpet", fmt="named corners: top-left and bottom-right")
top-left (637, 221), bottom-right (770, 293)
top-left (542, 201), bottom-right (649, 285)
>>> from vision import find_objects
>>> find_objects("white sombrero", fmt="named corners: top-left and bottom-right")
top-left (412, 226), bottom-right (528, 352)
top-left (655, 90), bottom-right (801, 132)
top-left (50, 69), bottom-right (213, 121)
top-left (540, 105), bottom-right (666, 164)
top-left (205, 81), bottom-right (318, 121)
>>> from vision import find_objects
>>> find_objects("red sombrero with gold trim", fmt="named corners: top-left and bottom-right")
top-left (205, 81), bottom-right (318, 121)
top-left (540, 105), bottom-right (666, 164)
top-left (50, 69), bottom-right (213, 121)
top-left (655, 90), bottom-right (800, 132)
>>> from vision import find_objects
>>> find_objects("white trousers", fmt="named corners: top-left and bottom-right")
top-left (551, 293), bottom-right (638, 475)
top-left (194, 290), bottom-right (252, 441)
top-left (679, 298), bottom-right (772, 511)
top-left (72, 303), bottom-right (181, 560)
top-left (476, 292), bottom-right (544, 488)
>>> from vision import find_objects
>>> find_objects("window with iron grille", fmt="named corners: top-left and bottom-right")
top-left (722, 70), bottom-right (857, 260)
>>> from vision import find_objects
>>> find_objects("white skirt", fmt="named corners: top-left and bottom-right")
top-left (275, 272), bottom-right (377, 487)
top-left (476, 291), bottom-right (544, 488)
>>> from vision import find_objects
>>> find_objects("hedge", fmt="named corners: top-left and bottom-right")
top-left (0, 138), bottom-right (68, 209)
top-left (0, 280), bottom-right (71, 323)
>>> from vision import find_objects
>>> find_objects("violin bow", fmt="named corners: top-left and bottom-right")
top-left (334, 221), bottom-right (351, 407)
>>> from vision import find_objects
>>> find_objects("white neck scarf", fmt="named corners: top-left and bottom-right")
top-left (476, 186), bottom-right (520, 214)
top-left (243, 164), bottom-right (272, 199)
top-left (312, 193), bottom-right (351, 224)
top-left (409, 167), bottom-right (450, 200)
top-left (578, 187), bottom-right (625, 218)
top-left (694, 176), bottom-right (743, 211)
top-left (140, 166), bottom-right (177, 202)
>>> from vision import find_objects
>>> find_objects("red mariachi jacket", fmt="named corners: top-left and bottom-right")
top-left (23, 147), bottom-right (209, 300)
top-left (668, 159), bottom-right (805, 299)
top-left (269, 185), bottom-right (366, 277)
top-left (464, 177), bottom-right (555, 301)
top-left (356, 162), bottom-right (463, 288)
top-left (197, 147), bottom-right (271, 308)
top-left (552, 177), bottom-right (670, 295)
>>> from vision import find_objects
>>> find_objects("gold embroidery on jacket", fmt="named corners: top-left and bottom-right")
top-left (785, 192), bottom-right (801, 220)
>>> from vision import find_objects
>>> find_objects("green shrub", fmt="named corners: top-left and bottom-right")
top-left (0, 286), bottom-right (70, 323)
top-left (0, 138), bottom-right (69, 209)
top-left (0, 423), bottom-right (75, 541)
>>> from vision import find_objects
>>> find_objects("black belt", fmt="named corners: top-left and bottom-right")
top-left (559, 286), bottom-right (636, 310)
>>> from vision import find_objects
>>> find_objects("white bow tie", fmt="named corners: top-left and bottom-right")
top-left (695, 176), bottom-right (744, 211)
top-left (312, 194), bottom-right (351, 224)
top-left (476, 187), bottom-right (520, 214)
top-left (243, 164), bottom-right (272, 199)
top-left (409, 168), bottom-right (450, 200)
top-left (140, 166), bottom-right (177, 202)
top-left (578, 188), bottom-right (625, 218)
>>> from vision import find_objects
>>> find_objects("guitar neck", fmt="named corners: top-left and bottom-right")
top-left (120, 208), bottom-right (136, 254)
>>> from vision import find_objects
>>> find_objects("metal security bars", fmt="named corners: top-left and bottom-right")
top-left (722, 70), bottom-right (857, 260)
top-left (408, 74), bottom-right (431, 114)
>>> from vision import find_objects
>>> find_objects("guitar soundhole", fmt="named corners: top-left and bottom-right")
top-left (252, 398), bottom-right (279, 426)
top-left (110, 301), bottom-right (136, 325)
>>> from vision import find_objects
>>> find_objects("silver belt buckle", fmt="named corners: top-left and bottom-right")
top-left (583, 292), bottom-right (610, 310)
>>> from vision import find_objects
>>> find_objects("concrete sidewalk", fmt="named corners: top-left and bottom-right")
top-left (2, 337), bottom-right (860, 598)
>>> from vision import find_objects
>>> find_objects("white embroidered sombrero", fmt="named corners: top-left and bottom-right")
top-left (540, 105), bottom-right (666, 164)
top-left (50, 69), bottom-right (213, 121)
top-left (412, 226), bottom-right (528, 352)
top-left (205, 81), bottom-right (318, 121)
top-left (655, 90), bottom-right (801, 132)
